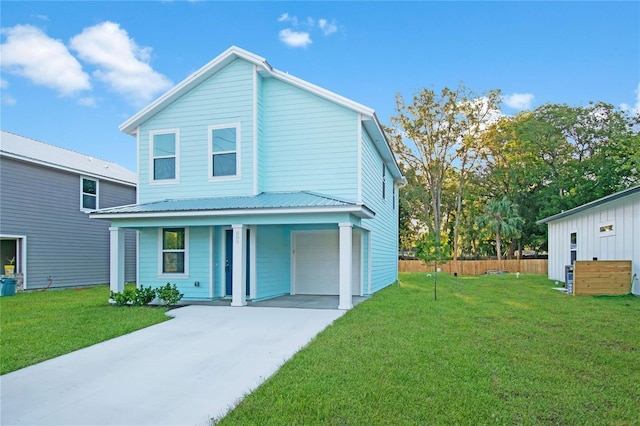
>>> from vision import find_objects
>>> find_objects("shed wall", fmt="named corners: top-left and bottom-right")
top-left (547, 192), bottom-right (640, 295)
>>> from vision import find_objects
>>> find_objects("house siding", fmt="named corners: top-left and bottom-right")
top-left (260, 78), bottom-right (359, 199)
top-left (547, 192), bottom-right (640, 295)
top-left (0, 157), bottom-right (136, 289)
top-left (138, 59), bottom-right (255, 203)
top-left (361, 128), bottom-right (398, 293)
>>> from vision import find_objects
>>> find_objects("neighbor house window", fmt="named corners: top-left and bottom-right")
top-left (151, 130), bottom-right (179, 182)
top-left (81, 177), bottom-right (98, 210)
top-left (570, 232), bottom-right (577, 264)
top-left (161, 228), bottom-right (187, 274)
top-left (599, 222), bottom-right (615, 237)
top-left (209, 124), bottom-right (240, 178)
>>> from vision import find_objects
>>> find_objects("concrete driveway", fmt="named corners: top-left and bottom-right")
top-left (0, 306), bottom-right (345, 426)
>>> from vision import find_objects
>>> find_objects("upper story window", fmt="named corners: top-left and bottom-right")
top-left (209, 124), bottom-right (240, 179)
top-left (392, 184), bottom-right (396, 210)
top-left (599, 222), bottom-right (615, 237)
top-left (151, 130), bottom-right (179, 182)
top-left (81, 177), bottom-right (98, 210)
top-left (382, 165), bottom-right (386, 200)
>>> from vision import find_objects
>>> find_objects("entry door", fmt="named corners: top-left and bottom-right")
top-left (224, 229), bottom-right (250, 296)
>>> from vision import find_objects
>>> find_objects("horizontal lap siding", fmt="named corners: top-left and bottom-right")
top-left (138, 59), bottom-right (254, 203)
top-left (255, 225), bottom-right (290, 299)
top-left (138, 226), bottom-right (212, 299)
top-left (361, 130), bottom-right (398, 293)
top-left (0, 158), bottom-right (136, 288)
top-left (260, 79), bottom-right (358, 199)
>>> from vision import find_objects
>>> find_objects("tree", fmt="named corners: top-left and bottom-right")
top-left (477, 197), bottom-right (523, 260)
top-left (389, 83), bottom-right (501, 252)
top-left (415, 232), bottom-right (452, 301)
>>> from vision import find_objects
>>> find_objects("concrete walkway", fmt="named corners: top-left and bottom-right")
top-left (0, 306), bottom-right (345, 426)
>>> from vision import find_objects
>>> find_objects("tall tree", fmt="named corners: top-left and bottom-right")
top-left (389, 84), bottom-right (501, 250)
top-left (477, 197), bottom-right (523, 260)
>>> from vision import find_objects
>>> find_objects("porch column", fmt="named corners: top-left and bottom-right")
top-left (231, 224), bottom-right (247, 307)
top-left (338, 222), bottom-right (353, 310)
top-left (109, 227), bottom-right (125, 294)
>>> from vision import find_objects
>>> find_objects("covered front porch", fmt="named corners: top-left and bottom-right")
top-left (92, 192), bottom-right (375, 310)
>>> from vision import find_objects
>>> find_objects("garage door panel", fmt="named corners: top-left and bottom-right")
top-left (293, 231), bottom-right (361, 296)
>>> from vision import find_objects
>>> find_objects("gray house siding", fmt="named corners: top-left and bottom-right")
top-left (0, 156), bottom-right (136, 289)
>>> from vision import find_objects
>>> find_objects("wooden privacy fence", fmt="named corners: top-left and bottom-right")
top-left (573, 260), bottom-right (632, 296)
top-left (399, 259), bottom-right (548, 275)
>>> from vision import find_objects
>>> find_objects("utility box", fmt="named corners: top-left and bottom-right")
top-left (565, 265), bottom-right (574, 294)
top-left (1, 277), bottom-right (17, 297)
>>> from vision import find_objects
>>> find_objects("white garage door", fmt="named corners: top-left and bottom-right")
top-left (293, 230), bottom-right (360, 295)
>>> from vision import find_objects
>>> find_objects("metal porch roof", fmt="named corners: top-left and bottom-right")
top-left (91, 191), bottom-right (375, 219)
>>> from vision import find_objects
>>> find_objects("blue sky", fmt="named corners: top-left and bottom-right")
top-left (1, 1), bottom-right (638, 172)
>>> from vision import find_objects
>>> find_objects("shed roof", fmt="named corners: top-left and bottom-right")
top-left (90, 191), bottom-right (374, 219)
top-left (119, 46), bottom-right (404, 183)
top-left (537, 185), bottom-right (640, 224)
top-left (0, 130), bottom-right (137, 186)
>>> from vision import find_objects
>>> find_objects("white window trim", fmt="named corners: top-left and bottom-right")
top-left (208, 123), bottom-right (241, 182)
top-left (598, 221), bottom-right (615, 237)
top-left (149, 129), bottom-right (180, 184)
top-left (80, 176), bottom-right (99, 211)
top-left (158, 227), bottom-right (189, 278)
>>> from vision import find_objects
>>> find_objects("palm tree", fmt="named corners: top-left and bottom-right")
top-left (477, 197), bottom-right (523, 260)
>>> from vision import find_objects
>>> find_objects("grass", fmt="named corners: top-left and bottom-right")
top-left (0, 285), bottom-right (170, 374)
top-left (218, 272), bottom-right (640, 425)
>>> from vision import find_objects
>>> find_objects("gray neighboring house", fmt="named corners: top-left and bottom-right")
top-left (0, 130), bottom-right (137, 290)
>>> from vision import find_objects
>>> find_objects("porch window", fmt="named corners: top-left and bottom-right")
top-left (161, 228), bottom-right (187, 274)
top-left (209, 124), bottom-right (240, 178)
top-left (81, 177), bottom-right (98, 210)
top-left (151, 130), bottom-right (179, 182)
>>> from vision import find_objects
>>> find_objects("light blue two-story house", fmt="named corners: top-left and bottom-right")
top-left (92, 46), bottom-right (404, 309)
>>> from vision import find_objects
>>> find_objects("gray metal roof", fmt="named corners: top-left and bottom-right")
top-left (91, 191), bottom-right (375, 218)
top-left (537, 185), bottom-right (640, 224)
top-left (0, 130), bottom-right (137, 185)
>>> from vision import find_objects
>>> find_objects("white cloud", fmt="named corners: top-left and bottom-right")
top-left (0, 78), bottom-right (8, 89)
top-left (318, 19), bottom-right (338, 35)
top-left (277, 14), bottom-right (339, 47)
top-left (619, 83), bottom-right (640, 115)
top-left (503, 93), bottom-right (534, 110)
top-left (279, 28), bottom-right (312, 48)
top-left (2, 93), bottom-right (16, 105)
top-left (0, 24), bottom-right (91, 95)
top-left (70, 21), bottom-right (172, 106)
top-left (77, 97), bottom-right (96, 107)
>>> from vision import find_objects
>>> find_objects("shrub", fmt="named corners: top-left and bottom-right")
top-left (156, 283), bottom-right (183, 306)
top-left (132, 286), bottom-right (156, 307)
top-left (110, 288), bottom-right (135, 306)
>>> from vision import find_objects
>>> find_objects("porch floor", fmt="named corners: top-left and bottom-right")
top-left (180, 295), bottom-right (368, 310)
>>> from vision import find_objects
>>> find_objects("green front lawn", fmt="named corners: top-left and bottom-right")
top-left (0, 285), bottom-right (170, 374)
top-left (218, 272), bottom-right (639, 425)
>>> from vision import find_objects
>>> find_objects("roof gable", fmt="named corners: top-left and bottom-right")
top-left (0, 130), bottom-right (137, 185)
top-left (119, 46), bottom-right (404, 183)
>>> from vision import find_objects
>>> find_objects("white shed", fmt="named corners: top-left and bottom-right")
top-left (537, 185), bottom-right (640, 296)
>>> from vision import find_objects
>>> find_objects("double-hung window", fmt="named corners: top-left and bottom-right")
top-left (81, 177), bottom-right (98, 210)
top-left (161, 228), bottom-right (187, 275)
top-left (151, 130), bottom-right (179, 182)
top-left (209, 124), bottom-right (240, 179)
